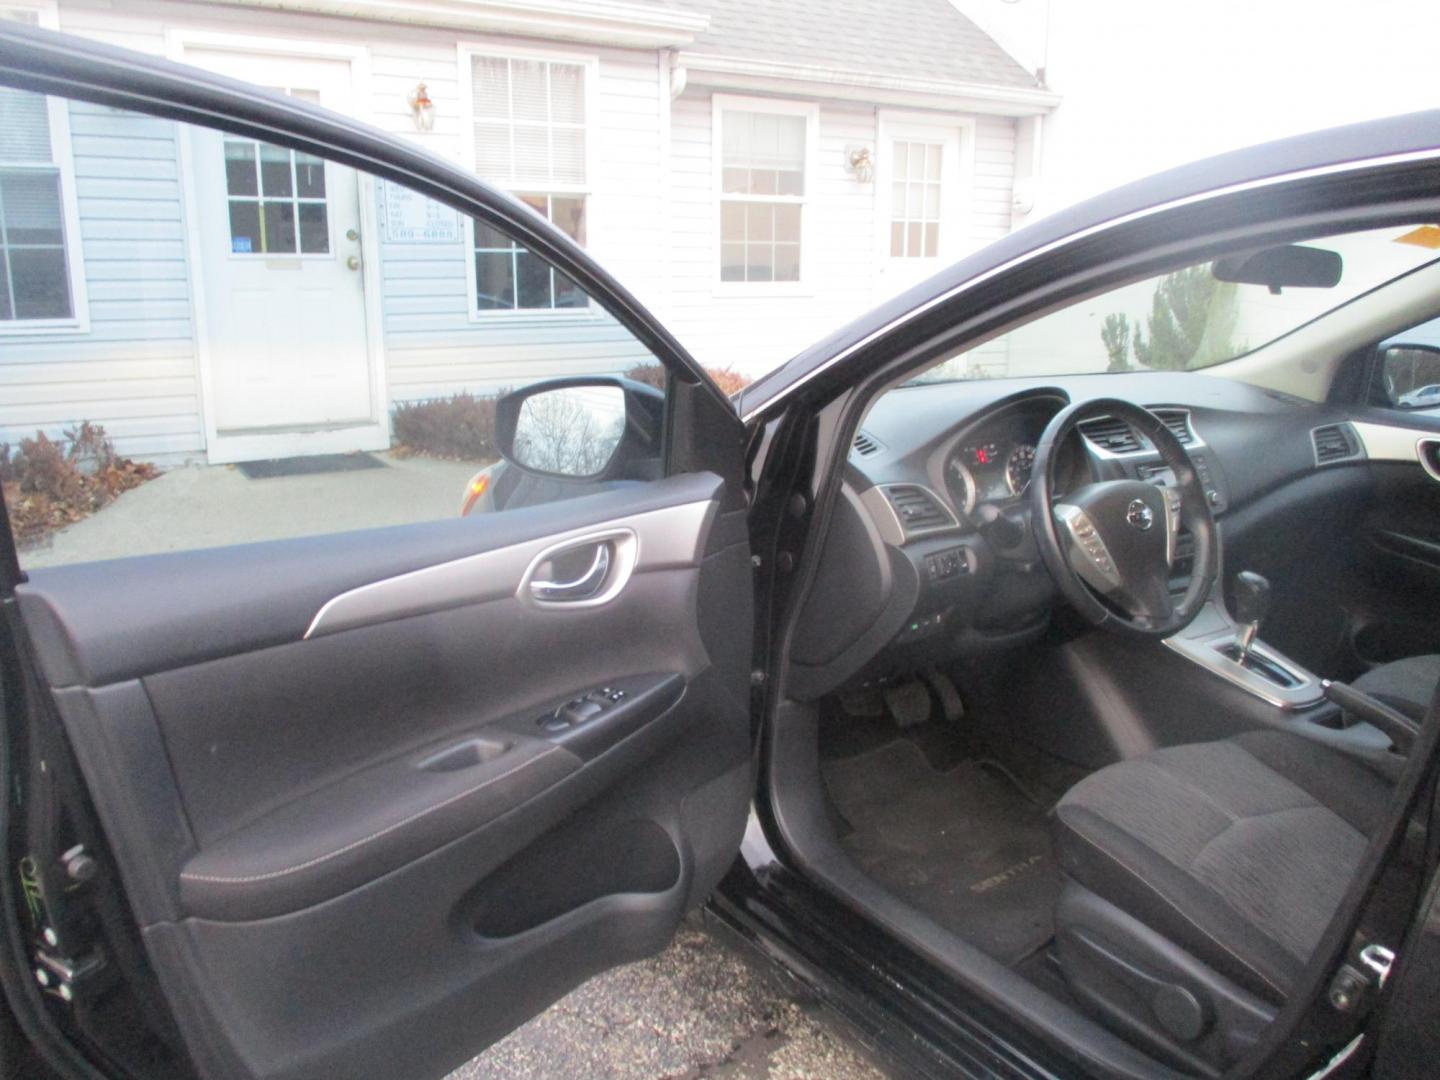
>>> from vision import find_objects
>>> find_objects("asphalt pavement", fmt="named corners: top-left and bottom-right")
top-left (449, 914), bottom-right (892, 1080)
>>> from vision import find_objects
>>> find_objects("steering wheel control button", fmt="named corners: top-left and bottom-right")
top-left (1054, 503), bottom-right (1124, 592)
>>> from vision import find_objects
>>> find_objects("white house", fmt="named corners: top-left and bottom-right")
top-left (0, 0), bottom-right (1056, 464)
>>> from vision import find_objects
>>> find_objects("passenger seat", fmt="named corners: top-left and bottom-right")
top-left (1353, 654), bottom-right (1440, 720)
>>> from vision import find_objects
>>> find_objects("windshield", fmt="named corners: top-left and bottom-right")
top-left (911, 226), bottom-right (1440, 384)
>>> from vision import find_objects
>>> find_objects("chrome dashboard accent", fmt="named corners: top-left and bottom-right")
top-left (1078, 408), bottom-right (1207, 459)
top-left (1417, 436), bottom-right (1440, 483)
top-left (866, 483), bottom-right (961, 544)
top-left (519, 529), bottom-right (638, 608)
top-left (1163, 599), bottom-right (1324, 710)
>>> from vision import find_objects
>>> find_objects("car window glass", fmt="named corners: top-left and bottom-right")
top-left (0, 97), bottom-right (676, 570)
top-left (913, 225), bottom-right (1440, 383)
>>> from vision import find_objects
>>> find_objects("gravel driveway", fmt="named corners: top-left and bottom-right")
top-left (449, 914), bottom-right (892, 1080)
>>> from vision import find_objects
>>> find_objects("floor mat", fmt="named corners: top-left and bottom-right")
top-left (237, 452), bottom-right (386, 479)
top-left (823, 740), bottom-right (1061, 966)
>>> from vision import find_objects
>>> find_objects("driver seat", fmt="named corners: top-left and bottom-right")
top-left (1050, 729), bottom-right (1394, 1071)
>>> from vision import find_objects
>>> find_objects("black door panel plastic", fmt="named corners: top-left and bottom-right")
top-left (15, 472), bottom-right (723, 688)
top-left (14, 472), bottom-right (754, 1080)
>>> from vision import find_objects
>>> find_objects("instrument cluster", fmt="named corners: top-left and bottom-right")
top-left (945, 437), bottom-right (1038, 514)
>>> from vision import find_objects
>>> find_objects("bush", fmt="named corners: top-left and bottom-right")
top-left (1, 422), bottom-right (159, 546)
top-left (623, 364), bottom-right (753, 396)
top-left (391, 393), bottom-right (499, 461)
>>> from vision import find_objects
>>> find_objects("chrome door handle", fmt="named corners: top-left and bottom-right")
top-left (528, 544), bottom-right (610, 602)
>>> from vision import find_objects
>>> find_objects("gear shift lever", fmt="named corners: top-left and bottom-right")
top-left (1232, 571), bottom-right (1271, 664)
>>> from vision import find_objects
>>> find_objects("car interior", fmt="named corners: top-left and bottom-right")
top-left (763, 226), bottom-right (1440, 1076)
top-left (1, 25), bottom-right (1438, 1080)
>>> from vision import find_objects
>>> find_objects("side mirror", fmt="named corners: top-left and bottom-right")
top-left (495, 376), bottom-right (663, 479)
top-left (1376, 343), bottom-right (1440, 412)
top-left (1211, 244), bottom-right (1342, 294)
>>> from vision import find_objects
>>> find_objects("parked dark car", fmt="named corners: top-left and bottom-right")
top-left (1, 22), bottom-right (1439, 1080)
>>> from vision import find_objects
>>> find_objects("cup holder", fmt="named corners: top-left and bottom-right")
top-left (417, 737), bottom-right (510, 772)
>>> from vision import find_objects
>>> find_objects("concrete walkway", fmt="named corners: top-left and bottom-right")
top-left (21, 452), bottom-right (481, 570)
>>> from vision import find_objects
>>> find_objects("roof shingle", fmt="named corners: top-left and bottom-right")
top-left (669, 0), bottom-right (1037, 89)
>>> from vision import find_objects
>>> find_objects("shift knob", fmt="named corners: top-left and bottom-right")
top-left (1233, 571), bottom-right (1271, 627)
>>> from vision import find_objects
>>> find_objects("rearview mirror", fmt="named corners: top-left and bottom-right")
top-left (1211, 244), bottom-right (1342, 294)
top-left (495, 376), bottom-right (663, 479)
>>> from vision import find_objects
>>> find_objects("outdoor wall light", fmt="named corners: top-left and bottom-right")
top-left (845, 145), bottom-right (874, 183)
top-left (407, 82), bottom-right (435, 132)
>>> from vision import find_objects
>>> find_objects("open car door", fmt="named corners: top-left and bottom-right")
top-left (0, 25), bottom-right (754, 1080)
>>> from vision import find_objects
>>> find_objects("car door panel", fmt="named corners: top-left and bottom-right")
top-left (14, 472), bottom-right (754, 1080)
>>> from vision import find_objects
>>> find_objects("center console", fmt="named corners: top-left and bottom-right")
top-left (1162, 598), bottom-right (1324, 710)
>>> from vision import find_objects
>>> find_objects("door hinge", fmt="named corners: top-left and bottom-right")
top-left (1327, 943), bottom-right (1396, 1012)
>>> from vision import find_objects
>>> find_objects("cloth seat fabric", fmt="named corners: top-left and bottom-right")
top-left (1354, 654), bottom-right (1440, 721)
top-left (1052, 730), bottom-right (1393, 1004)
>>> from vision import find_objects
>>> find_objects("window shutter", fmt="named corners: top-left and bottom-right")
top-left (0, 87), bottom-right (53, 163)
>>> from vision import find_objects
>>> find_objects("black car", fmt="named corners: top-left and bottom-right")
top-left (1, 22), bottom-right (1438, 1080)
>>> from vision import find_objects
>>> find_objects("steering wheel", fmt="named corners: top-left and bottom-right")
top-left (1029, 399), bottom-right (1218, 638)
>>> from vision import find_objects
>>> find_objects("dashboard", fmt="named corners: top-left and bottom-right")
top-left (785, 371), bottom-right (1375, 701)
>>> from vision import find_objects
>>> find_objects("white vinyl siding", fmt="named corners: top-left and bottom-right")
top-left (668, 95), bottom-right (1018, 374)
top-left (0, 100), bottom-right (197, 458)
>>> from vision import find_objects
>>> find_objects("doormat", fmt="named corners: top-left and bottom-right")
top-left (236, 453), bottom-right (387, 480)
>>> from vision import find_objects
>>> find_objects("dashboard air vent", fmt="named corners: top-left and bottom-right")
top-left (852, 430), bottom-right (882, 457)
top-left (882, 485), bottom-right (954, 536)
top-left (1156, 410), bottom-right (1195, 445)
top-left (1312, 423), bottom-right (1362, 465)
top-left (1077, 416), bottom-right (1142, 454)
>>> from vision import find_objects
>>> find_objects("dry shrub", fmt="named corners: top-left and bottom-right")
top-left (623, 364), bottom-right (752, 396)
top-left (2, 422), bottom-right (160, 547)
top-left (391, 393), bottom-right (499, 461)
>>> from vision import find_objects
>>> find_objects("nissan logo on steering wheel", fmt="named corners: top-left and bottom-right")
top-left (1127, 499), bottom-right (1156, 531)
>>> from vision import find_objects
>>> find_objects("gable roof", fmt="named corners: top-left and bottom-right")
top-left (667, 0), bottom-right (1037, 89)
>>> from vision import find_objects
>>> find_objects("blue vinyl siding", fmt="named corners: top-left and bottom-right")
top-left (0, 101), bottom-right (201, 459)
top-left (376, 189), bottom-right (655, 405)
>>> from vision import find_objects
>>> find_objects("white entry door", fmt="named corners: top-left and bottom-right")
top-left (183, 48), bottom-right (382, 463)
top-left (875, 116), bottom-right (969, 300)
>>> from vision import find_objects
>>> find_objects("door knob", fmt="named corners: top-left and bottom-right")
top-left (345, 228), bottom-right (360, 242)
top-left (346, 255), bottom-right (360, 271)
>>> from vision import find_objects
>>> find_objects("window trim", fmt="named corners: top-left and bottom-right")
top-left (457, 41), bottom-right (601, 323)
top-left (0, 1), bottom-right (89, 335)
top-left (711, 93), bottom-right (818, 298)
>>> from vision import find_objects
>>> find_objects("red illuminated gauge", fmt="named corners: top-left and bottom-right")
top-left (967, 442), bottom-right (999, 467)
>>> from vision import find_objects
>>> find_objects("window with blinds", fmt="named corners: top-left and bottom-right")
top-left (717, 106), bottom-right (809, 284)
top-left (0, 84), bottom-right (75, 323)
top-left (468, 53), bottom-right (589, 312)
